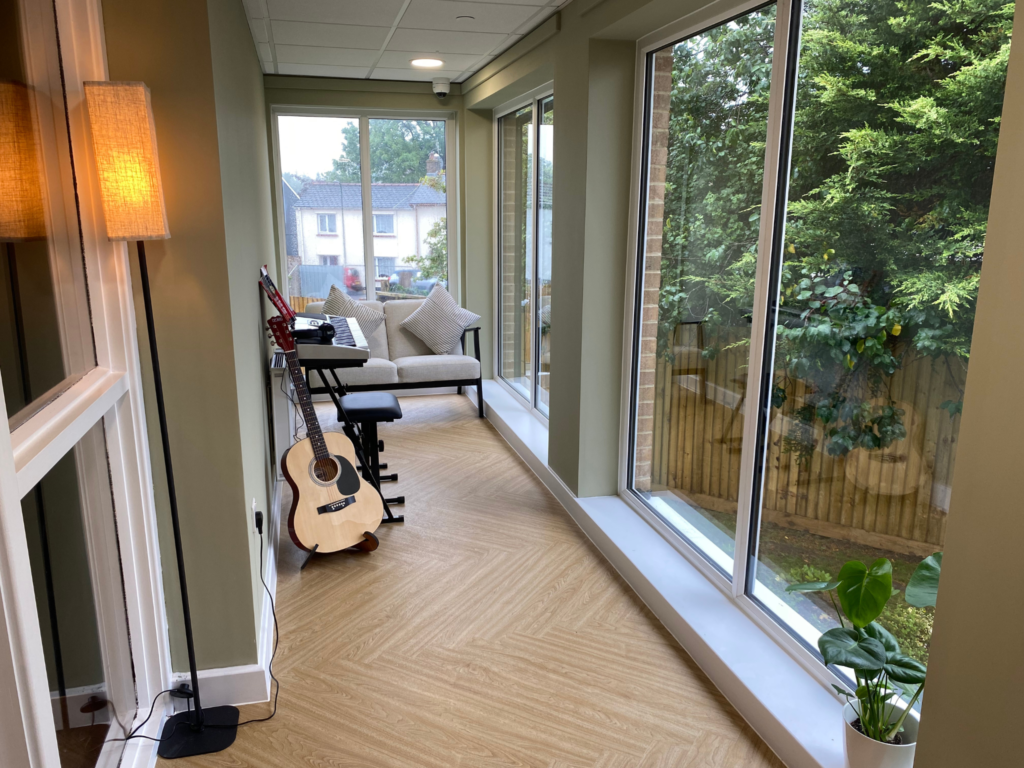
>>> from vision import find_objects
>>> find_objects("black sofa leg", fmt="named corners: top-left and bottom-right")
top-left (476, 379), bottom-right (484, 418)
top-left (457, 385), bottom-right (463, 395)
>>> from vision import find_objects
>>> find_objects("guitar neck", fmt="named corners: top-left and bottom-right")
top-left (284, 350), bottom-right (330, 459)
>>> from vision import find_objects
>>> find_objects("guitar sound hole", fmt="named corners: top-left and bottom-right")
top-left (312, 457), bottom-right (340, 484)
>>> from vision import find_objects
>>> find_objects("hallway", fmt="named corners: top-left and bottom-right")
top-left (168, 395), bottom-right (782, 767)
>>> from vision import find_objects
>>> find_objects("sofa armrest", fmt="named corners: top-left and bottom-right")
top-left (461, 327), bottom-right (482, 363)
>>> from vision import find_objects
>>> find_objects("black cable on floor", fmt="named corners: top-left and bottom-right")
top-left (109, 519), bottom-right (280, 742)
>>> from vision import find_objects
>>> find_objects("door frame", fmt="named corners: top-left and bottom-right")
top-left (0, 0), bottom-right (172, 765)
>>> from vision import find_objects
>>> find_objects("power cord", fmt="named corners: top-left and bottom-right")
top-left (109, 513), bottom-right (280, 743)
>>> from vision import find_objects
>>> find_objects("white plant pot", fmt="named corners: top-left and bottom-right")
top-left (843, 700), bottom-right (919, 768)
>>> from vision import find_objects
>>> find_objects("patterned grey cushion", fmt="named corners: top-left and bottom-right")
top-left (399, 286), bottom-right (480, 355)
top-left (321, 285), bottom-right (385, 336)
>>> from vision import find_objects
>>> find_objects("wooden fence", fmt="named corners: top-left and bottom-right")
top-left (649, 326), bottom-right (965, 556)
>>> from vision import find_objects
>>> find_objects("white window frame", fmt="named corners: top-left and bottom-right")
top-left (269, 106), bottom-right (460, 304)
top-left (616, 0), bottom-right (850, 692)
top-left (0, 1), bottom-right (173, 766)
top-left (372, 212), bottom-right (395, 236)
top-left (492, 84), bottom-right (554, 426)
top-left (317, 212), bottom-right (337, 234)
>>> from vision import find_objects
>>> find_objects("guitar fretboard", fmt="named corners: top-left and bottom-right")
top-left (284, 350), bottom-right (330, 461)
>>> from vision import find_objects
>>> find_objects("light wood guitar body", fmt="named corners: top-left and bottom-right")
top-left (282, 431), bottom-right (383, 553)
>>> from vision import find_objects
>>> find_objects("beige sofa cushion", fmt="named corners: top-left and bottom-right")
top-left (395, 355), bottom-right (480, 383)
top-left (309, 357), bottom-right (398, 388)
top-left (306, 299), bottom-right (390, 360)
top-left (384, 300), bottom-right (433, 359)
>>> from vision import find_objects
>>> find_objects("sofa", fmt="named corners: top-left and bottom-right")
top-left (304, 298), bottom-right (483, 417)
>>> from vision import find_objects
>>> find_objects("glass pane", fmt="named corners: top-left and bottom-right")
top-left (277, 115), bottom-right (366, 304)
top-left (498, 106), bottom-right (534, 401)
top-left (23, 420), bottom-right (136, 766)
top-left (369, 118), bottom-right (447, 299)
top-left (536, 97), bottom-right (554, 416)
top-left (630, 6), bottom-right (777, 574)
top-left (2, 0), bottom-right (97, 426)
top-left (751, 0), bottom-right (1014, 665)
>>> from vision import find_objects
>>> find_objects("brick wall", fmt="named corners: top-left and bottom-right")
top-left (633, 50), bottom-right (673, 492)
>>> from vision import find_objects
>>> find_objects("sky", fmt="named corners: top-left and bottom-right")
top-left (278, 115), bottom-right (357, 178)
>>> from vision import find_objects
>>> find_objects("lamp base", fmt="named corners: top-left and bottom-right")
top-left (156, 705), bottom-right (239, 759)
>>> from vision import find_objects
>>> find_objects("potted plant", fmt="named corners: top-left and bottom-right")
top-left (787, 553), bottom-right (941, 768)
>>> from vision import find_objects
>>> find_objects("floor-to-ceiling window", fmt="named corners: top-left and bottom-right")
top-left (274, 112), bottom-right (453, 308)
top-left (497, 93), bottom-right (554, 417)
top-left (628, 0), bottom-right (1013, 688)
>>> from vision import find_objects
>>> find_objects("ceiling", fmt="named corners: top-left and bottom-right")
top-left (243, 0), bottom-right (568, 83)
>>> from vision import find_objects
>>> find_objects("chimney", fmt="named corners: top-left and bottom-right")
top-left (425, 151), bottom-right (442, 176)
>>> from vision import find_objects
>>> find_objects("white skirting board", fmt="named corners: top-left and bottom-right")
top-left (170, 481), bottom-right (280, 712)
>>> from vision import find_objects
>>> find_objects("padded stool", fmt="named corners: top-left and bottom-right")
top-left (339, 392), bottom-right (405, 523)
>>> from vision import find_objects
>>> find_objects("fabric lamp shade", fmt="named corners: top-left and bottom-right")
top-left (83, 81), bottom-right (169, 241)
top-left (0, 80), bottom-right (47, 242)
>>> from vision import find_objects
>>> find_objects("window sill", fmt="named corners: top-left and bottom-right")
top-left (475, 380), bottom-right (846, 768)
top-left (373, 234), bottom-right (396, 238)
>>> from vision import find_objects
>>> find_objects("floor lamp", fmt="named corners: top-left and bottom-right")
top-left (83, 81), bottom-right (239, 758)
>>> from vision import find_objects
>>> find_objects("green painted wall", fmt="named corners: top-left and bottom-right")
top-left (102, 0), bottom-right (273, 670)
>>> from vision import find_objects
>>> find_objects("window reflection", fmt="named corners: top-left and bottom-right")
top-left (1, 0), bottom-right (96, 427)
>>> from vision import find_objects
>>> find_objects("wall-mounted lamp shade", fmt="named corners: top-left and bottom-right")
top-left (0, 81), bottom-right (47, 242)
top-left (83, 81), bottom-right (169, 241)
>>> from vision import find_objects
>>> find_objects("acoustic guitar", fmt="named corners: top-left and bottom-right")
top-left (267, 316), bottom-right (382, 553)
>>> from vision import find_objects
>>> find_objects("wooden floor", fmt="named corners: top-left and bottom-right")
top-left (163, 395), bottom-right (784, 768)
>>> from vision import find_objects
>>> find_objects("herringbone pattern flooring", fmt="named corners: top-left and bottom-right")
top-left (165, 395), bottom-right (784, 767)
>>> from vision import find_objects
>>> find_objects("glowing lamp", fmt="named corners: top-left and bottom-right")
top-left (0, 80), bottom-right (46, 242)
top-left (83, 81), bottom-right (168, 241)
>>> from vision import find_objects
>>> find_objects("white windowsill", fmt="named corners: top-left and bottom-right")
top-left (473, 380), bottom-right (846, 768)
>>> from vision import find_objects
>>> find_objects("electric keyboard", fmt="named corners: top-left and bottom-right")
top-left (293, 315), bottom-right (370, 364)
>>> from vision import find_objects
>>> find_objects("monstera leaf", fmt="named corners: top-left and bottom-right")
top-left (785, 580), bottom-right (840, 593)
top-left (884, 653), bottom-right (928, 685)
top-left (860, 622), bottom-right (900, 655)
top-left (837, 559), bottom-right (892, 628)
top-left (906, 552), bottom-right (942, 608)
top-left (819, 628), bottom-right (886, 673)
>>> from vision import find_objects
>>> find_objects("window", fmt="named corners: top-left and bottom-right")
top-left (317, 213), bottom-right (337, 234)
top-left (319, 255), bottom-right (339, 266)
top-left (628, 0), bottom-right (1014, 683)
top-left (275, 114), bottom-right (451, 302)
top-left (497, 94), bottom-right (554, 416)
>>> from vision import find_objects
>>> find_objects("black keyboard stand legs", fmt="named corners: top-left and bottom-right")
top-left (357, 420), bottom-right (404, 522)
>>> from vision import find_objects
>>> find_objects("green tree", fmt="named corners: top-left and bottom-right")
top-left (325, 119), bottom-right (446, 183)
top-left (659, 0), bottom-right (1013, 459)
top-left (410, 171), bottom-right (447, 281)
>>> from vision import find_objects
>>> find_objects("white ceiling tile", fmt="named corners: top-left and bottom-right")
top-left (271, 20), bottom-right (390, 49)
top-left (248, 16), bottom-right (270, 43)
top-left (370, 68), bottom-right (466, 82)
top-left (399, 0), bottom-right (537, 34)
top-left (457, 0), bottom-right (548, 5)
top-left (277, 62), bottom-right (370, 78)
top-left (258, 42), bottom-right (274, 60)
top-left (388, 28), bottom-right (506, 55)
top-left (242, 0), bottom-right (268, 18)
top-left (267, 0), bottom-right (406, 26)
top-left (376, 50), bottom-right (482, 70)
top-left (275, 45), bottom-right (378, 67)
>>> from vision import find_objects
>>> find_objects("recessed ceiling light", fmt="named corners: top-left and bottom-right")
top-left (411, 58), bottom-right (444, 68)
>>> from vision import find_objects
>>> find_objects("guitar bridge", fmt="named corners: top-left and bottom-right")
top-left (317, 496), bottom-right (356, 515)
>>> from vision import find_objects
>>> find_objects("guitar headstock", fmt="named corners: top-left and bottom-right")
top-left (259, 265), bottom-right (296, 321)
top-left (268, 316), bottom-right (295, 352)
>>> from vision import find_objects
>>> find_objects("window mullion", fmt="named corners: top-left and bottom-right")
top-left (359, 115), bottom-right (376, 302)
top-left (732, 0), bottom-right (804, 597)
top-left (532, 98), bottom-right (542, 412)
